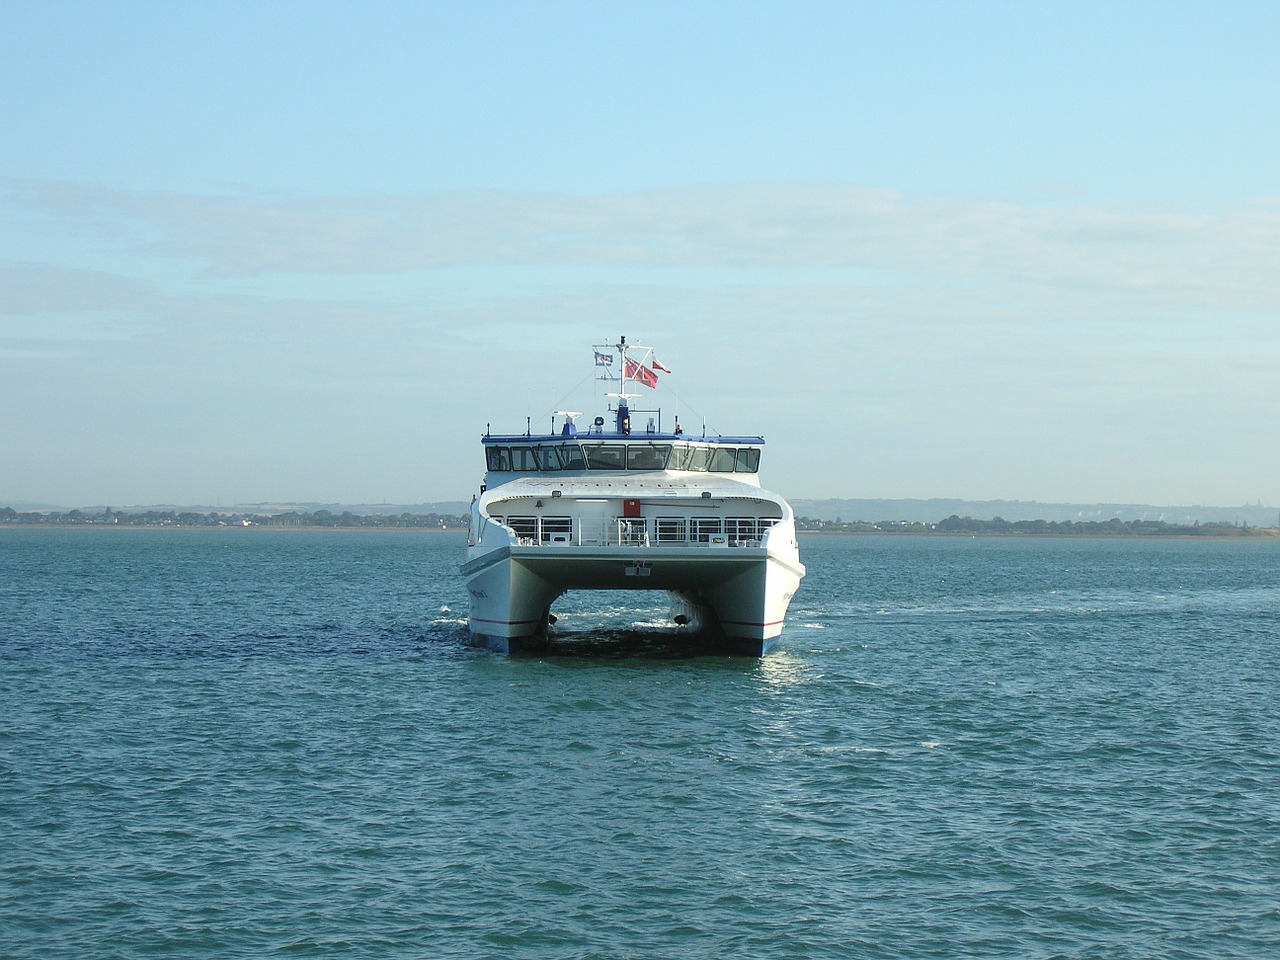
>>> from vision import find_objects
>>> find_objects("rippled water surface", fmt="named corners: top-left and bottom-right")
top-left (3, 529), bottom-right (1279, 958)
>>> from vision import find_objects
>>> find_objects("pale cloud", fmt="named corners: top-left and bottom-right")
top-left (7, 178), bottom-right (1280, 312)
top-left (0, 263), bottom-right (152, 318)
top-left (3, 177), bottom-right (1279, 505)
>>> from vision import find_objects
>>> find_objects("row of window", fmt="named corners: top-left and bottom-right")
top-left (495, 515), bottom-right (778, 543)
top-left (485, 441), bottom-right (761, 474)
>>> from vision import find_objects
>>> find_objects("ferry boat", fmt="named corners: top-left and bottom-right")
top-left (461, 336), bottom-right (805, 656)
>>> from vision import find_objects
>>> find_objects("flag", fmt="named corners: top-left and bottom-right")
top-left (594, 351), bottom-right (613, 366)
top-left (624, 358), bottom-right (658, 388)
top-left (651, 357), bottom-right (672, 374)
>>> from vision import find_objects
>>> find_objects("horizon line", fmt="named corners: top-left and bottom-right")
top-left (4, 496), bottom-right (1276, 512)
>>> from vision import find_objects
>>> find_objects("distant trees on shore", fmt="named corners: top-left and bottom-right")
top-left (796, 514), bottom-right (1270, 536)
top-left (0, 507), bottom-right (468, 529)
top-left (3, 506), bottom-right (1270, 536)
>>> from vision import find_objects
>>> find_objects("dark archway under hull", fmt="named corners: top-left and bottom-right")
top-left (475, 589), bottom-right (778, 658)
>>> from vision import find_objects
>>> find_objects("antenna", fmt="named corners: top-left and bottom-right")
top-left (555, 410), bottom-right (582, 437)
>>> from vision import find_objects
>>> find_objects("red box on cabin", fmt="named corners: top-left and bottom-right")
top-left (622, 499), bottom-right (642, 517)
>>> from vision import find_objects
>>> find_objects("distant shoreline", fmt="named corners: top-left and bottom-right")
top-left (798, 528), bottom-right (1280, 540)
top-left (0, 523), bottom-right (462, 533)
top-left (0, 506), bottom-right (467, 531)
top-left (5, 525), bottom-right (1276, 541)
top-left (5, 506), bottom-right (1277, 539)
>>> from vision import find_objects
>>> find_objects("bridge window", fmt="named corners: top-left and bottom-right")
top-left (709, 447), bottom-right (737, 472)
top-left (627, 443), bottom-right (672, 470)
top-left (536, 445), bottom-right (562, 471)
top-left (485, 446), bottom-right (511, 471)
top-left (735, 448), bottom-right (761, 473)
top-left (676, 444), bottom-right (711, 472)
top-left (583, 443), bottom-right (626, 470)
top-left (557, 443), bottom-right (586, 470)
top-left (510, 446), bottom-right (539, 472)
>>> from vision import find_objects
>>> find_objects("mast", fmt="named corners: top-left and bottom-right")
top-left (612, 336), bottom-right (634, 434)
top-left (603, 335), bottom-right (641, 406)
top-left (595, 333), bottom-right (664, 435)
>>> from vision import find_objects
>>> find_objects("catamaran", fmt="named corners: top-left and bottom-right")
top-left (461, 336), bottom-right (805, 655)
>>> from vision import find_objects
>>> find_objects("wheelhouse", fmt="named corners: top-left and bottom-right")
top-left (481, 437), bottom-right (763, 477)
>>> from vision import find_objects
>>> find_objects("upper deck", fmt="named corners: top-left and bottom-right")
top-left (478, 335), bottom-right (767, 490)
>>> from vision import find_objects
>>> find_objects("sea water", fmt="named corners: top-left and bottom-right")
top-left (2, 529), bottom-right (1278, 959)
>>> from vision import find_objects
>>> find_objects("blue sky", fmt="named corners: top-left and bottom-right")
top-left (3, 1), bottom-right (1279, 508)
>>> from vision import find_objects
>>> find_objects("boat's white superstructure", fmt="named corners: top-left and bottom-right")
top-left (462, 336), bottom-right (805, 656)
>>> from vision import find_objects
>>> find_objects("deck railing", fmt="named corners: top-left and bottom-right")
top-left (494, 514), bottom-right (778, 548)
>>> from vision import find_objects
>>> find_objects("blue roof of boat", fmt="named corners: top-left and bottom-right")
top-left (483, 433), bottom-right (765, 444)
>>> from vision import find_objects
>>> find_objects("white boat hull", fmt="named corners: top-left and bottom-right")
top-left (463, 537), bottom-right (804, 655)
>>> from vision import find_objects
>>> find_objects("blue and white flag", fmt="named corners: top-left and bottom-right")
top-left (594, 351), bottom-right (613, 366)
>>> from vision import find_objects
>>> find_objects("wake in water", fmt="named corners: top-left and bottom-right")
top-left (511, 628), bottom-right (738, 659)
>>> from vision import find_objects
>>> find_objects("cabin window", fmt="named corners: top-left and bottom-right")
top-left (510, 446), bottom-right (540, 472)
top-left (726, 517), bottom-right (757, 542)
top-left (655, 517), bottom-right (686, 542)
top-left (557, 443), bottom-right (586, 470)
top-left (709, 447), bottom-right (738, 472)
top-left (485, 446), bottom-right (511, 471)
top-left (540, 516), bottom-right (573, 542)
top-left (627, 443), bottom-right (672, 471)
top-left (507, 516), bottom-right (538, 540)
top-left (735, 448), bottom-right (761, 473)
top-left (691, 518), bottom-right (722, 542)
top-left (583, 443), bottom-right (626, 470)
top-left (615, 517), bottom-right (648, 544)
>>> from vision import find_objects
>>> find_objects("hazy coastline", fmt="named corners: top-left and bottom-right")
top-left (4, 503), bottom-right (1276, 538)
